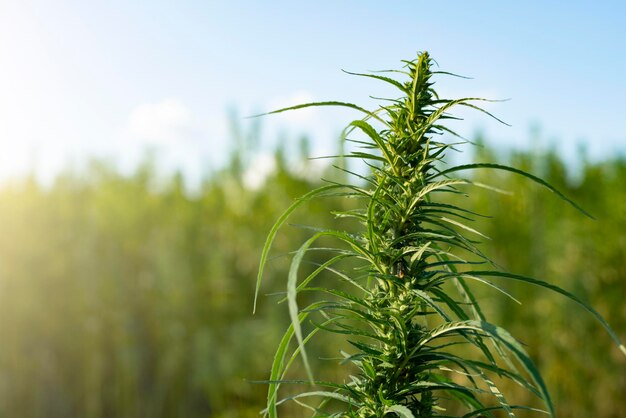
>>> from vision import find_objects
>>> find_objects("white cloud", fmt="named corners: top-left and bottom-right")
top-left (114, 98), bottom-right (237, 189)
top-left (127, 98), bottom-right (193, 145)
top-left (242, 153), bottom-right (276, 190)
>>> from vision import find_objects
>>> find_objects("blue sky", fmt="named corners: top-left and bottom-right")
top-left (1, 1), bottom-right (625, 184)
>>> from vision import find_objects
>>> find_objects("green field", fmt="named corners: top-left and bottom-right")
top-left (0, 139), bottom-right (624, 417)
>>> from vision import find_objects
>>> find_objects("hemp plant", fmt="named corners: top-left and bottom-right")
top-left (254, 52), bottom-right (625, 417)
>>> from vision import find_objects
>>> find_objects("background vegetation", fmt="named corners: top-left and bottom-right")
top-left (0, 134), bottom-right (624, 417)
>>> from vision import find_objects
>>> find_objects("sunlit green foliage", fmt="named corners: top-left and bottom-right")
top-left (463, 145), bottom-right (626, 417)
top-left (256, 53), bottom-right (625, 417)
top-left (0, 136), bottom-right (623, 416)
top-left (0, 150), bottom-right (353, 418)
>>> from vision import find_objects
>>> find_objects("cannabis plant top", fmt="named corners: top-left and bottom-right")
top-left (255, 52), bottom-right (625, 418)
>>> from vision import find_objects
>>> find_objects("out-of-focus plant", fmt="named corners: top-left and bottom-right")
top-left (255, 52), bottom-right (625, 417)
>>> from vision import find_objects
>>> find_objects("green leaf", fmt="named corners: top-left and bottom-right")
top-left (287, 236), bottom-right (322, 384)
top-left (278, 254), bottom-right (352, 304)
top-left (255, 184), bottom-right (343, 313)
top-left (384, 404), bottom-right (415, 418)
top-left (349, 120), bottom-right (395, 167)
top-left (415, 320), bottom-right (556, 417)
top-left (341, 70), bottom-right (407, 91)
top-left (432, 163), bottom-right (595, 219)
top-left (274, 390), bottom-right (358, 407)
top-left (252, 100), bottom-right (387, 124)
top-left (266, 312), bottom-right (308, 418)
top-left (466, 270), bottom-right (626, 357)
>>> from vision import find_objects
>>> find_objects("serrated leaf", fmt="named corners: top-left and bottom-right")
top-left (384, 404), bottom-right (415, 418)
top-left (432, 163), bottom-right (594, 219)
top-left (255, 184), bottom-right (343, 313)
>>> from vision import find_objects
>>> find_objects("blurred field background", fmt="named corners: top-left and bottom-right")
top-left (0, 130), bottom-right (624, 418)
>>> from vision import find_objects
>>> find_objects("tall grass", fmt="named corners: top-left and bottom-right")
top-left (256, 52), bottom-right (625, 417)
